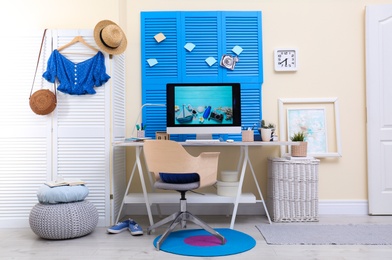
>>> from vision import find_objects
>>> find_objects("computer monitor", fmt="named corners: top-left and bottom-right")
top-left (166, 83), bottom-right (242, 139)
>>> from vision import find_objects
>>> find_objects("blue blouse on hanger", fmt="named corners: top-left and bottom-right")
top-left (43, 50), bottom-right (110, 95)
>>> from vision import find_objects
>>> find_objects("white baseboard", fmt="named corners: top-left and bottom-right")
top-left (0, 217), bottom-right (109, 229)
top-left (318, 200), bottom-right (368, 215)
top-left (0, 200), bottom-right (369, 228)
top-left (122, 200), bottom-right (369, 216)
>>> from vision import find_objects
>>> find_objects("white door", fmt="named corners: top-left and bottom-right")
top-left (366, 5), bottom-right (392, 214)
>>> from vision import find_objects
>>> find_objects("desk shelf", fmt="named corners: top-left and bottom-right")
top-left (124, 192), bottom-right (256, 204)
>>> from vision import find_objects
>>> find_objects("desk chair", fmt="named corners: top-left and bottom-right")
top-left (143, 140), bottom-right (225, 250)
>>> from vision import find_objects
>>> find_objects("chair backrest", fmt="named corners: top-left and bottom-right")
top-left (143, 140), bottom-right (220, 188)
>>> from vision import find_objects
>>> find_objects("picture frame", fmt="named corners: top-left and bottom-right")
top-left (287, 107), bottom-right (327, 154)
top-left (278, 98), bottom-right (342, 158)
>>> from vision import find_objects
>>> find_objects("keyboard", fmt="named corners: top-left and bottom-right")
top-left (185, 139), bottom-right (221, 143)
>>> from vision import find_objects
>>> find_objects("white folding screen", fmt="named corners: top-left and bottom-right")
top-left (110, 53), bottom-right (127, 224)
top-left (52, 30), bottom-right (112, 226)
top-left (0, 31), bottom-right (52, 228)
top-left (0, 30), bottom-right (126, 228)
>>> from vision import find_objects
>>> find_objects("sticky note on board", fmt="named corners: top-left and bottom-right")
top-left (147, 58), bottom-right (158, 67)
top-left (205, 57), bottom-right (217, 66)
top-left (232, 45), bottom-right (243, 55)
top-left (154, 33), bottom-right (166, 43)
top-left (184, 42), bottom-right (196, 52)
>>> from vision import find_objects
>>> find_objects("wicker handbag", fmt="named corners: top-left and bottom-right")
top-left (29, 29), bottom-right (57, 115)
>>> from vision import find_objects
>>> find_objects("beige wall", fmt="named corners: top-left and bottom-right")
top-left (125, 0), bottom-right (383, 200)
top-left (3, 0), bottom-right (392, 201)
top-left (0, 0), bottom-right (120, 30)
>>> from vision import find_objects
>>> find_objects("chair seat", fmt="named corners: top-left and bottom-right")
top-left (154, 180), bottom-right (200, 191)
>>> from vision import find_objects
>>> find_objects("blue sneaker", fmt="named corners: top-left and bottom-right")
top-left (128, 219), bottom-right (143, 236)
top-left (107, 219), bottom-right (130, 234)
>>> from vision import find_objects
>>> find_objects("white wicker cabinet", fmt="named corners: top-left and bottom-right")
top-left (267, 158), bottom-right (320, 222)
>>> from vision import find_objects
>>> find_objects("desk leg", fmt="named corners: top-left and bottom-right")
top-left (247, 153), bottom-right (272, 224)
top-left (236, 146), bottom-right (245, 173)
top-left (115, 149), bottom-right (138, 224)
top-left (135, 147), bottom-right (154, 227)
top-left (230, 146), bottom-right (248, 229)
top-left (229, 146), bottom-right (272, 229)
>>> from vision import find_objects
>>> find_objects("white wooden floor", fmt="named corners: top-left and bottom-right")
top-left (1, 214), bottom-right (392, 260)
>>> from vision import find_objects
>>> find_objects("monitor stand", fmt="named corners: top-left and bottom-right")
top-left (196, 134), bottom-right (212, 140)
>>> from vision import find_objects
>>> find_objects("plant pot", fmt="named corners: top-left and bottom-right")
top-left (291, 142), bottom-right (307, 157)
top-left (260, 128), bottom-right (272, 142)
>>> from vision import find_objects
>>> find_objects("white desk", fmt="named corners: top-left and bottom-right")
top-left (113, 140), bottom-right (297, 229)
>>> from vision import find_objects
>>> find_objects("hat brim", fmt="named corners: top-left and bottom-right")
top-left (94, 20), bottom-right (127, 55)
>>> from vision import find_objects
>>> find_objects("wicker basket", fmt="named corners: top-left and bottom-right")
top-left (267, 157), bottom-right (319, 222)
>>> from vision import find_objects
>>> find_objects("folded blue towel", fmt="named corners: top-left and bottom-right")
top-left (37, 184), bottom-right (89, 204)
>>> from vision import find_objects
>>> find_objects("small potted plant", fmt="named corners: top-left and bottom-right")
top-left (259, 120), bottom-right (275, 142)
top-left (290, 131), bottom-right (307, 157)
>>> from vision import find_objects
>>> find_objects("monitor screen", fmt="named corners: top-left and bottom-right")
top-left (166, 83), bottom-right (242, 137)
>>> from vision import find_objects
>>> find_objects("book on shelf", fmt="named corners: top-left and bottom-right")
top-left (45, 179), bottom-right (85, 188)
top-left (124, 137), bottom-right (151, 142)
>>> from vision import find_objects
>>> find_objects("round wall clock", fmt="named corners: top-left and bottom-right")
top-left (274, 48), bottom-right (298, 71)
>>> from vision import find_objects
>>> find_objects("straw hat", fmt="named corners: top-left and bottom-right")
top-left (94, 20), bottom-right (127, 55)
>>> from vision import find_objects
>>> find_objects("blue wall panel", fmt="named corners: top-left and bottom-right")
top-left (141, 11), bottom-right (263, 140)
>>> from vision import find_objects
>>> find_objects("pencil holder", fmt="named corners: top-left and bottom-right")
top-left (242, 130), bottom-right (254, 142)
top-left (137, 130), bottom-right (145, 138)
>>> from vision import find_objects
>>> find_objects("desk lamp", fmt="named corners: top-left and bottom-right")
top-left (131, 103), bottom-right (166, 138)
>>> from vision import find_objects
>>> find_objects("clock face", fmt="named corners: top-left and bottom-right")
top-left (274, 49), bottom-right (298, 71)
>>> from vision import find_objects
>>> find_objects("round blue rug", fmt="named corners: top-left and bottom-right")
top-left (153, 228), bottom-right (256, 257)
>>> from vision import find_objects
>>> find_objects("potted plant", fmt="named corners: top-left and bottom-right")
top-left (259, 120), bottom-right (275, 142)
top-left (290, 131), bottom-right (307, 157)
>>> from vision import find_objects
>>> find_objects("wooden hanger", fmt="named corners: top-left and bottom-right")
top-left (57, 36), bottom-right (98, 52)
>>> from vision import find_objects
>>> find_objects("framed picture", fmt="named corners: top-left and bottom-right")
top-left (279, 98), bottom-right (342, 158)
top-left (287, 108), bottom-right (327, 154)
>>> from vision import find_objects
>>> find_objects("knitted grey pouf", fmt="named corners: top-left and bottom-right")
top-left (29, 200), bottom-right (98, 240)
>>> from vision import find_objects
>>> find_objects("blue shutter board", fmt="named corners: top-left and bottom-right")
top-left (241, 83), bottom-right (262, 129)
top-left (141, 11), bottom-right (263, 139)
top-left (141, 12), bottom-right (181, 138)
top-left (182, 12), bottom-right (221, 82)
top-left (141, 12), bottom-right (181, 84)
top-left (222, 12), bottom-right (263, 83)
top-left (142, 85), bottom-right (167, 138)
top-left (222, 12), bottom-right (263, 136)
